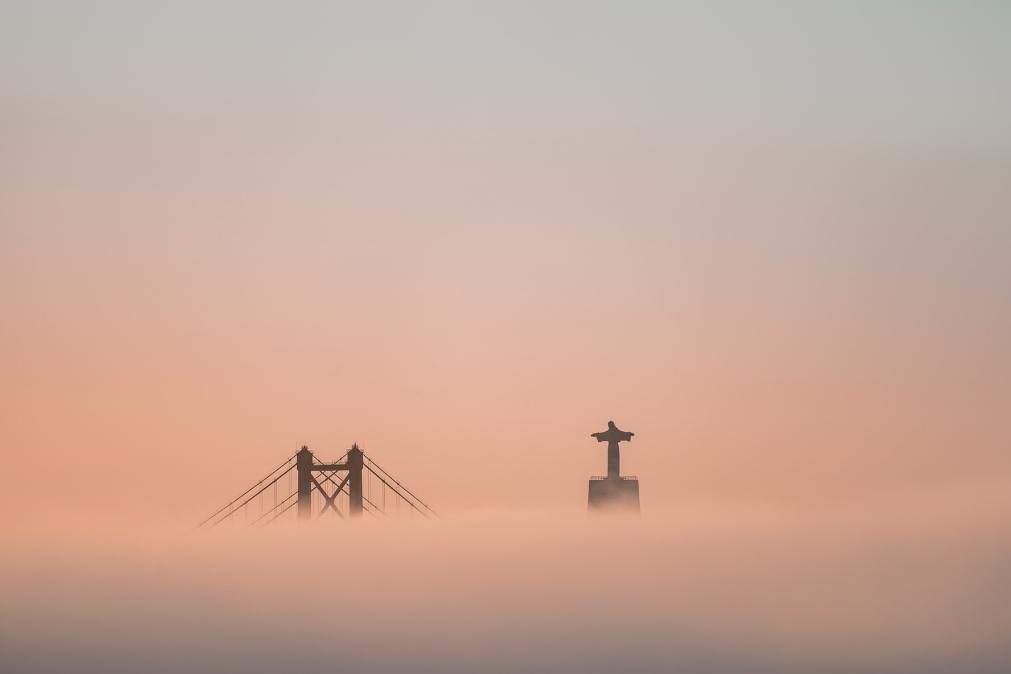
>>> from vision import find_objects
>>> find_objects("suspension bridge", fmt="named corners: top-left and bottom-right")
top-left (199, 444), bottom-right (437, 527)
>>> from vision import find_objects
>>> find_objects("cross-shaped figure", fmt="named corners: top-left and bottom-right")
top-left (591, 420), bottom-right (634, 478)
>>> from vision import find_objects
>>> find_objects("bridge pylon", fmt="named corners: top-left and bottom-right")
top-left (296, 444), bottom-right (364, 519)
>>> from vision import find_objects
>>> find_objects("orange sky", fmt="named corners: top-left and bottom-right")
top-left (3, 145), bottom-right (1008, 522)
top-left (2, 3), bottom-right (1009, 523)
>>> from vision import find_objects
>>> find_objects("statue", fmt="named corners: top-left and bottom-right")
top-left (591, 420), bottom-right (634, 478)
top-left (587, 420), bottom-right (640, 512)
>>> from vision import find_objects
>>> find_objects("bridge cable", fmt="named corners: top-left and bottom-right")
top-left (363, 465), bottom-right (430, 517)
top-left (209, 464), bottom-right (296, 527)
top-left (362, 494), bottom-right (387, 516)
top-left (363, 454), bottom-right (438, 516)
top-left (251, 491), bottom-right (297, 525)
top-left (198, 454), bottom-right (296, 527)
top-left (261, 496), bottom-right (298, 526)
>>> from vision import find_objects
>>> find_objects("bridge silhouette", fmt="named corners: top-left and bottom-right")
top-left (200, 445), bottom-right (436, 527)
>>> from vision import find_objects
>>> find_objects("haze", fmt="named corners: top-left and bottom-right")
top-left (2, 2), bottom-right (1010, 672)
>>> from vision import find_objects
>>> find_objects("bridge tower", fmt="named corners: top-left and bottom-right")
top-left (348, 444), bottom-right (363, 516)
top-left (296, 444), bottom-right (364, 519)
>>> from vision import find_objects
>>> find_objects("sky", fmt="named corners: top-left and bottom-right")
top-left (2, 2), bottom-right (1010, 514)
top-left (2, 2), bottom-right (1011, 672)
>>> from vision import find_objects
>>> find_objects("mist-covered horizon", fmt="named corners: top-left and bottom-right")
top-left (5, 495), bottom-right (1011, 674)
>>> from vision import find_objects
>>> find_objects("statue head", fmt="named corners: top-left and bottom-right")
top-left (607, 420), bottom-right (616, 429)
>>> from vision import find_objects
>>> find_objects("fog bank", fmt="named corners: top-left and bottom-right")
top-left (3, 487), bottom-right (1010, 674)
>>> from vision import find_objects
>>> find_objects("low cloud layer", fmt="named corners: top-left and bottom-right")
top-left (3, 484), bottom-right (1010, 674)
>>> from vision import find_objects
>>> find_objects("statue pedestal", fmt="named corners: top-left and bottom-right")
top-left (587, 476), bottom-right (640, 512)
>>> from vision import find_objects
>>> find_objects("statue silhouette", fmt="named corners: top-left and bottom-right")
top-left (591, 420), bottom-right (634, 478)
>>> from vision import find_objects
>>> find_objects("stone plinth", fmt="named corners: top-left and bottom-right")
top-left (587, 476), bottom-right (640, 512)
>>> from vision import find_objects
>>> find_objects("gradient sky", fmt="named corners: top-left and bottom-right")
top-left (2, 1), bottom-right (1009, 520)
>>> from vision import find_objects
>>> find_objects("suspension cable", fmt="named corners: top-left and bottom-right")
top-left (209, 464), bottom-right (296, 527)
top-left (363, 494), bottom-right (387, 516)
top-left (363, 454), bottom-right (438, 516)
top-left (198, 454), bottom-right (296, 527)
top-left (260, 496), bottom-right (299, 526)
top-left (251, 491), bottom-right (297, 525)
top-left (364, 465), bottom-right (430, 517)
